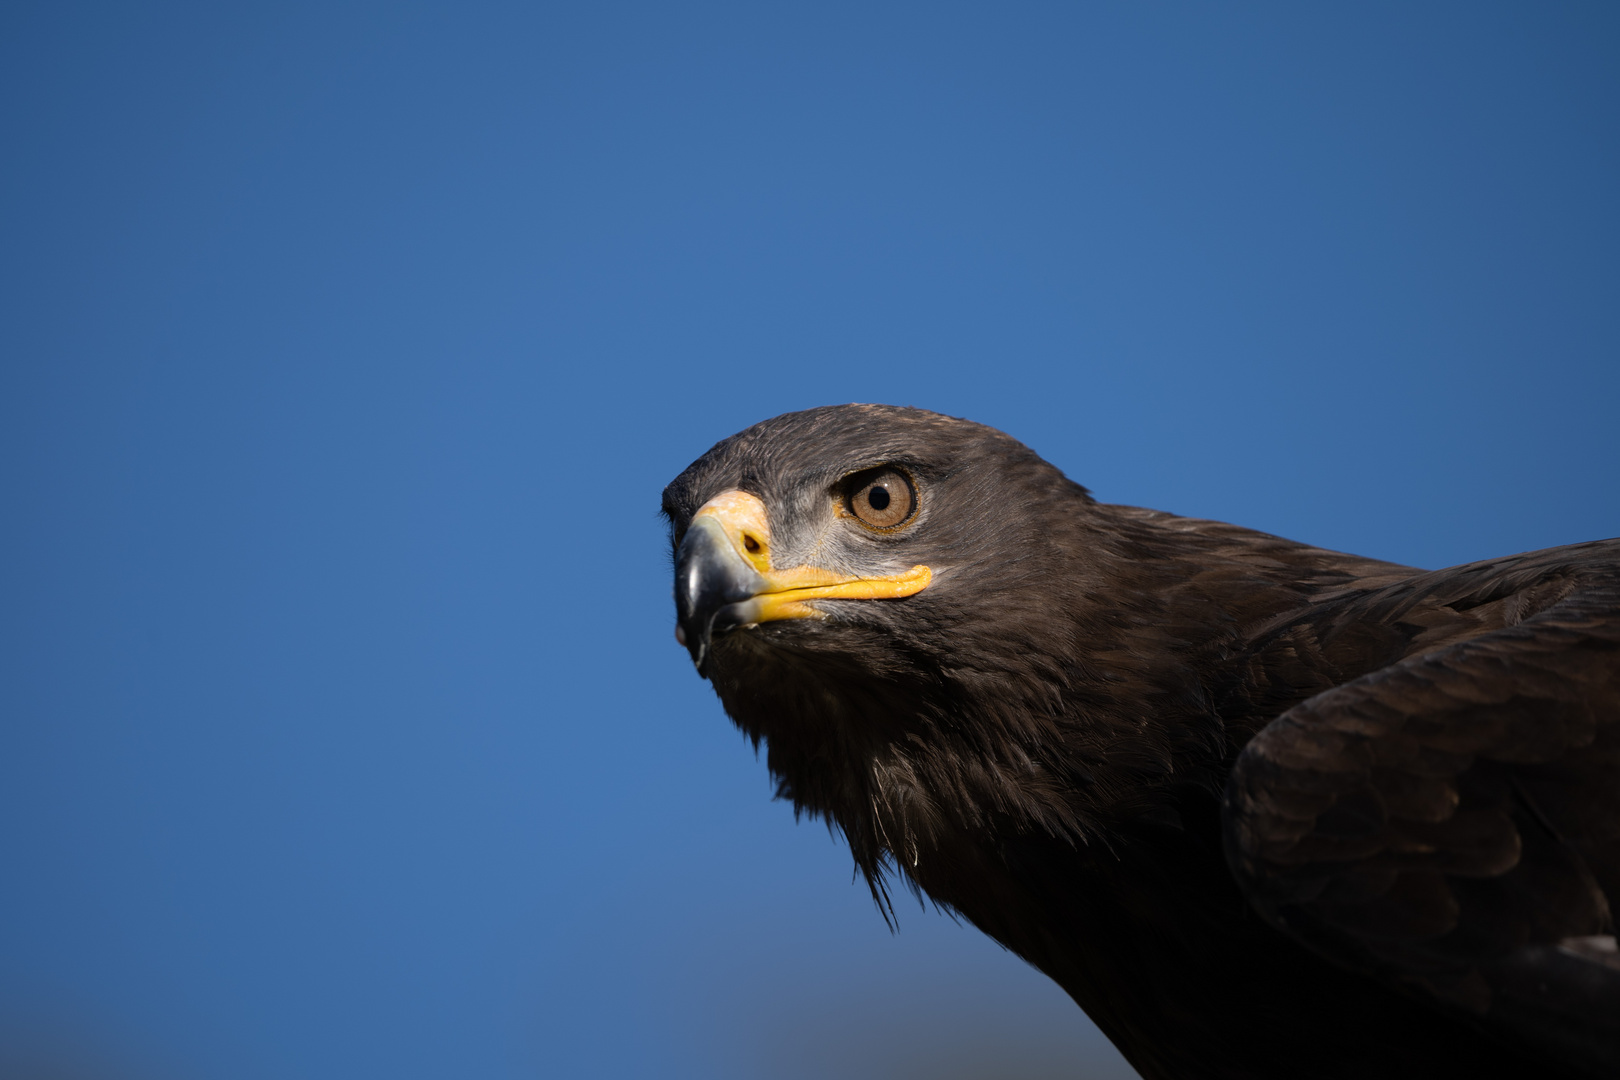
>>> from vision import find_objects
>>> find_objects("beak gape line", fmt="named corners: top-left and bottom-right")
top-left (673, 490), bottom-right (932, 674)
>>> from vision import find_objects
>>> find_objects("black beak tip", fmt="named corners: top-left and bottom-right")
top-left (675, 614), bottom-right (711, 675)
top-left (680, 625), bottom-right (712, 676)
top-left (674, 515), bottom-right (762, 681)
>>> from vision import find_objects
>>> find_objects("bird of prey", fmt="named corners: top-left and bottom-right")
top-left (662, 404), bottom-right (1620, 1080)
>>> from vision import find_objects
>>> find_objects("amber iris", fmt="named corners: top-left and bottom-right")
top-left (848, 467), bottom-right (916, 530)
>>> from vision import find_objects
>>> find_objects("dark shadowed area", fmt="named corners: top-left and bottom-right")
top-left (2, 3), bottom-right (1617, 1078)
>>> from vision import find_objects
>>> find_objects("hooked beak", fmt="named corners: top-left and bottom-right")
top-left (673, 490), bottom-right (931, 674)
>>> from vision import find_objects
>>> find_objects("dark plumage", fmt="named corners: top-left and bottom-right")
top-left (661, 404), bottom-right (1620, 1080)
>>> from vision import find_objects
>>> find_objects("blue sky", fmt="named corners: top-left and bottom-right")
top-left (2, 4), bottom-right (1617, 1078)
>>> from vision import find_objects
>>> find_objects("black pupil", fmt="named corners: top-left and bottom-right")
top-left (867, 485), bottom-right (891, 511)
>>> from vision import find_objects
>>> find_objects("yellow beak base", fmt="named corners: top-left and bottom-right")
top-left (691, 490), bottom-right (931, 625)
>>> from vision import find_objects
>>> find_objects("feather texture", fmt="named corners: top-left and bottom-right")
top-left (663, 405), bottom-right (1620, 1079)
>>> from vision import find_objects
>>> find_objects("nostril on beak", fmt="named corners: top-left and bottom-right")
top-left (673, 514), bottom-right (770, 673)
top-left (743, 533), bottom-right (761, 554)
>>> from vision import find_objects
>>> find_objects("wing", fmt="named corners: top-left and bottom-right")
top-left (1224, 543), bottom-right (1620, 1075)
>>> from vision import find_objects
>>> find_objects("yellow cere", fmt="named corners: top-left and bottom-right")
top-left (691, 489), bottom-right (932, 623)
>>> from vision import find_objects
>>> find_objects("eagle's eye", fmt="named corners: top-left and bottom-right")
top-left (845, 467), bottom-right (917, 531)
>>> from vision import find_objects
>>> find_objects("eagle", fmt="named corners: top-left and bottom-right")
top-left (661, 404), bottom-right (1620, 1080)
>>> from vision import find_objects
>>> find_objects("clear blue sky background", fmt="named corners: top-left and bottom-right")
top-left (2, 4), bottom-right (1617, 1079)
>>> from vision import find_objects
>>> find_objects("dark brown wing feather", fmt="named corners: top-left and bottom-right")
top-left (1224, 542), bottom-right (1620, 1075)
